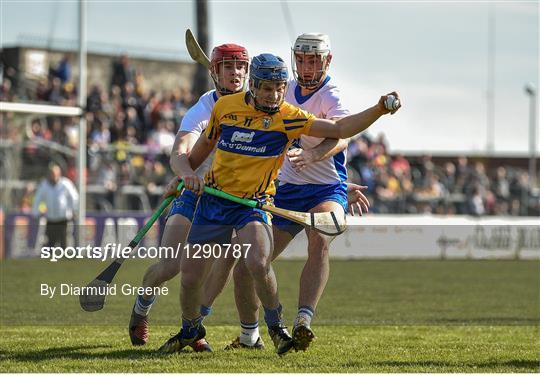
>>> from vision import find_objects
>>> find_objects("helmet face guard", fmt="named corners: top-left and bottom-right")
top-left (250, 79), bottom-right (288, 114)
top-left (210, 44), bottom-right (249, 95)
top-left (291, 33), bottom-right (331, 89)
top-left (249, 54), bottom-right (289, 114)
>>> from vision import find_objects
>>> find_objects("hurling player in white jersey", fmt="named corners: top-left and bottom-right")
top-left (225, 33), bottom-right (368, 351)
top-left (128, 43), bottom-right (250, 352)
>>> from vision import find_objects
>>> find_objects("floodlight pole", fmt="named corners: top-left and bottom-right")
top-left (194, 0), bottom-right (210, 97)
top-left (77, 0), bottom-right (87, 244)
top-left (525, 83), bottom-right (537, 189)
top-left (486, 3), bottom-right (495, 155)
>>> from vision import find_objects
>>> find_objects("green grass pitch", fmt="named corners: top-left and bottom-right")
top-left (1, 259), bottom-right (539, 372)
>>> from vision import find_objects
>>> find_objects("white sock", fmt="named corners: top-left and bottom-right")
top-left (240, 321), bottom-right (260, 346)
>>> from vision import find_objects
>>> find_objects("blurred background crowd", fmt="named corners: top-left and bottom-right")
top-left (1, 54), bottom-right (538, 216)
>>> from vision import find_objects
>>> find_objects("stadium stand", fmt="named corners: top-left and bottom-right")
top-left (1, 52), bottom-right (538, 216)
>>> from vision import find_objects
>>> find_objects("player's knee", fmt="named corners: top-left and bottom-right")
top-left (181, 268), bottom-right (203, 290)
top-left (233, 260), bottom-right (251, 283)
top-left (143, 260), bottom-right (179, 286)
top-left (160, 259), bottom-right (181, 280)
top-left (244, 257), bottom-right (270, 279)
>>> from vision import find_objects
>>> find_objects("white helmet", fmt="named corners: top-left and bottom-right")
top-left (291, 33), bottom-right (332, 89)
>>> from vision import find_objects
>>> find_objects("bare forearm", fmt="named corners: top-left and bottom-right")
top-left (170, 131), bottom-right (197, 176)
top-left (171, 154), bottom-right (189, 176)
top-left (336, 104), bottom-right (385, 138)
top-left (174, 154), bottom-right (196, 177)
top-left (187, 136), bottom-right (216, 173)
top-left (311, 138), bottom-right (348, 161)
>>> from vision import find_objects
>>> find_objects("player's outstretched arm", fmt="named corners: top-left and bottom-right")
top-left (287, 138), bottom-right (348, 172)
top-left (308, 92), bottom-right (401, 139)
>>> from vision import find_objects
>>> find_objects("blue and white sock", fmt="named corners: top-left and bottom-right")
top-left (240, 321), bottom-right (260, 346)
top-left (181, 315), bottom-right (203, 339)
top-left (200, 305), bottom-right (212, 318)
top-left (133, 294), bottom-right (156, 316)
top-left (295, 305), bottom-right (314, 327)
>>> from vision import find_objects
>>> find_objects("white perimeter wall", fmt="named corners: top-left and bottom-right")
top-left (281, 215), bottom-right (540, 260)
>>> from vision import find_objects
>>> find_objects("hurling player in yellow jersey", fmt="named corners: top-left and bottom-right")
top-left (159, 54), bottom-right (401, 355)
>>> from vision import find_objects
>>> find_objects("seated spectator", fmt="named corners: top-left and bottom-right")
top-left (0, 78), bottom-right (13, 102)
top-left (390, 153), bottom-right (410, 176)
top-left (90, 120), bottom-right (111, 149)
top-left (468, 185), bottom-right (485, 216)
top-left (46, 77), bottom-right (65, 105)
top-left (95, 159), bottom-right (117, 211)
top-left (442, 162), bottom-right (457, 193)
top-left (493, 166), bottom-right (510, 202)
top-left (50, 118), bottom-right (67, 145)
top-left (87, 85), bottom-right (103, 113)
top-left (148, 119), bottom-right (175, 154)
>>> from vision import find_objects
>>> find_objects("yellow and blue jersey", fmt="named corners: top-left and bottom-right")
top-left (204, 92), bottom-right (315, 198)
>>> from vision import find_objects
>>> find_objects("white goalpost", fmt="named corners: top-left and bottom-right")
top-left (0, 0), bottom-right (88, 245)
top-left (0, 101), bottom-right (86, 244)
top-left (0, 102), bottom-right (83, 117)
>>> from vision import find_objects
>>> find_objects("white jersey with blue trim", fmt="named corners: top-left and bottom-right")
top-left (278, 76), bottom-right (350, 185)
top-left (178, 89), bottom-right (219, 178)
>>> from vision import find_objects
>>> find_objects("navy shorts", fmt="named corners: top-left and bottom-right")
top-left (187, 194), bottom-right (271, 244)
top-left (166, 189), bottom-right (199, 221)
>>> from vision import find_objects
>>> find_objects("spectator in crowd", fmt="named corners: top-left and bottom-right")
top-left (32, 163), bottom-right (78, 248)
top-left (456, 156), bottom-right (470, 181)
top-left (124, 107), bottom-right (144, 141)
top-left (95, 159), bottom-right (117, 211)
top-left (87, 85), bottom-right (103, 113)
top-left (148, 118), bottom-right (175, 155)
top-left (46, 77), bottom-right (65, 105)
top-left (0, 78), bottom-right (13, 101)
top-left (493, 166), bottom-right (510, 202)
top-left (390, 153), bottom-right (410, 176)
top-left (90, 119), bottom-right (111, 149)
top-left (441, 162), bottom-right (457, 194)
top-left (111, 54), bottom-right (135, 92)
top-left (468, 185), bottom-right (485, 216)
top-left (20, 182), bottom-right (36, 213)
top-left (50, 118), bottom-right (67, 145)
top-left (50, 55), bottom-right (71, 83)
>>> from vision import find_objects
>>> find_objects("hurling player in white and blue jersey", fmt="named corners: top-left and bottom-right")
top-left (128, 44), bottom-right (250, 352)
top-left (227, 33), bottom-right (368, 352)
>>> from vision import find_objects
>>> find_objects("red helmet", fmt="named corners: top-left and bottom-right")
top-left (210, 44), bottom-right (249, 95)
